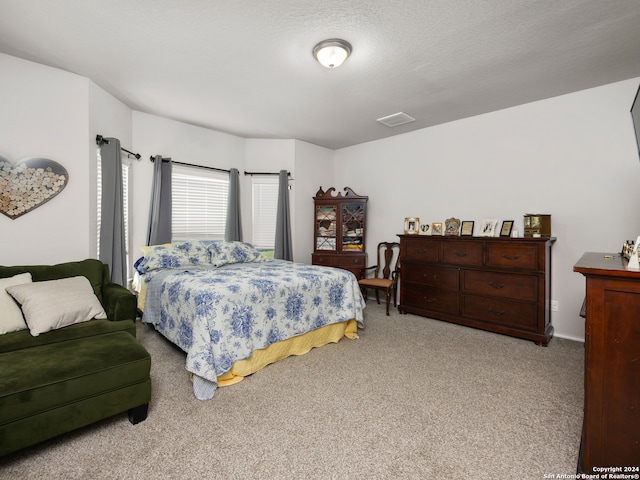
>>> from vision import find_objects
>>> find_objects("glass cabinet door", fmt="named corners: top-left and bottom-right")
top-left (341, 203), bottom-right (364, 252)
top-left (316, 205), bottom-right (337, 250)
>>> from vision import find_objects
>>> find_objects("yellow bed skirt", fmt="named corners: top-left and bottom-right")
top-left (216, 319), bottom-right (358, 387)
top-left (136, 276), bottom-right (359, 388)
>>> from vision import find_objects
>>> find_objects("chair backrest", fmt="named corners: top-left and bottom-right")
top-left (374, 242), bottom-right (400, 279)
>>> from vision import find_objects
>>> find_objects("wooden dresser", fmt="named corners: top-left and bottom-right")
top-left (574, 253), bottom-right (640, 473)
top-left (398, 235), bottom-right (554, 345)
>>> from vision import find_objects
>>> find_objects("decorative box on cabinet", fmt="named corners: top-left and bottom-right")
top-left (398, 235), bottom-right (555, 346)
top-left (573, 253), bottom-right (640, 474)
top-left (312, 187), bottom-right (367, 277)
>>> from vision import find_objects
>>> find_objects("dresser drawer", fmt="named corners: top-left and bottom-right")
top-left (312, 253), bottom-right (365, 267)
top-left (402, 237), bottom-right (439, 262)
top-left (403, 284), bottom-right (459, 315)
top-left (485, 243), bottom-right (539, 270)
top-left (441, 241), bottom-right (483, 266)
top-left (461, 270), bottom-right (538, 302)
top-left (312, 253), bottom-right (366, 278)
top-left (403, 264), bottom-right (458, 290)
top-left (461, 295), bottom-right (537, 331)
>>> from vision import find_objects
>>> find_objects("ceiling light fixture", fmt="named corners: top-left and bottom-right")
top-left (313, 39), bottom-right (352, 68)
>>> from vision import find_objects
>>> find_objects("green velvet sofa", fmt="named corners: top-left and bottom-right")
top-left (0, 259), bottom-right (151, 457)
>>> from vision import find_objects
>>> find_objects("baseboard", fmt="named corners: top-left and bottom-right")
top-left (554, 332), bottom-right (585, 343)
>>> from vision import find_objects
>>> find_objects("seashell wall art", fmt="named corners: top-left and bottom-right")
top-left (0, 155), bottom-right (69, 220)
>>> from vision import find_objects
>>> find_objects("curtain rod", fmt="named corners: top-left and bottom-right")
top-left (149, 156), bottom-right (231, 174)
top-left (96, 135), bottom-right (141, 159)
top-left (244, 171), bottom-right (292, 177)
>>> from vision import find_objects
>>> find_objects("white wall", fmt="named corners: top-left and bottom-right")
top-left (293, 140), bottom-right (335, 263)
top-left (334, 78), bottom-right (640, 341)
top-left (0, 53), bottom-right (92, 265)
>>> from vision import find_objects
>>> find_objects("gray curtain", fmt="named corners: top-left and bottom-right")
top-left (147, 155), bottom-right (172, 245)
top-left (274, 170), bottom-right (293, 261)
top-left (225, 168), bottom-right (243, 241)
top-left (99, 137), bottom-right (127, 286)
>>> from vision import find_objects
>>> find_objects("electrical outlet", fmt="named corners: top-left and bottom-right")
top-left (551, 300), bottom-right (559, 312)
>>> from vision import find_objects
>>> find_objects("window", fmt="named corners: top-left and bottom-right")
top-left (96, 149), bottom-right (131, 279)
top-left (251, 175), bottom-right (278, 257)
top-left (172, 164), bottom-right (229, 241)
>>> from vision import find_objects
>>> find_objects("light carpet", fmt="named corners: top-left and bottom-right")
top-left (0, 301), bottom-right (584, 479)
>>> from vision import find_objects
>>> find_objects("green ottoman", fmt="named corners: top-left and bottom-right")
top-left (0, 331), bottom-right (151, 456)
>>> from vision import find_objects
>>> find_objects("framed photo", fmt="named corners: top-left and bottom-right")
top-left (479, 219), bottom-right (497, 237)
top-left (404, 217), bottom-right (420, 235)
top-left (444, 217), bottom-right (460, 236)
top-left (419, 223), bottom-right (431, 235)
top-left (431, 222), bottom-right (443, 236)
top-left (460, 220), bottom-right (474, 236)
top-left (500, 220), bottom-right (514, 237)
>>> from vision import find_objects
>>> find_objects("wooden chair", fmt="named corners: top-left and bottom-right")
top-left (358, 242), bottom-right (400, 315)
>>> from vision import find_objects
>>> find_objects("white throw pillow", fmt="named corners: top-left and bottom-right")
top-left (0, 272), bottom-right (32, 334)
top-left (5, 276), bottom-right (107, 336)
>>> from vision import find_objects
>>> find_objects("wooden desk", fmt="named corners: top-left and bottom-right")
top-left (574, 252), bottom-right (640, 473)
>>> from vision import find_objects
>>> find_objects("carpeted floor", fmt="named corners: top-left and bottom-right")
top-left (0, 301), bottom-right (584, 479)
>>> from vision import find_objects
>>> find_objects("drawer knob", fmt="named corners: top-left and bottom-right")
top-left (488, 282), bottom-right (505, 289)
top-left (416, 248), bottom-right (428, 254)
top-left (488, 308), bottom-right (506, 316)
top-left (424, 297), bottom-right (437, 303)
top-left (501, 253), bottom-right (521, 261)
top-left (454, 251), bottom-right (468, 257)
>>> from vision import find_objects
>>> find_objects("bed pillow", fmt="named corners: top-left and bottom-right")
top-left (138, 240), bottom-right (209, 273)
top-left (5, 276), bottom-right (107, 337)
top-left (208, 241), bottom-right (267, 267)
top-left (139, 242), bottom-right (181, 257)
top-left (0, 272), bottom-right (32, 334)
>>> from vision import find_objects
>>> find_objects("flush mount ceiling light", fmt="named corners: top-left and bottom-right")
top-left (313, 39), bottom-right (352, 68)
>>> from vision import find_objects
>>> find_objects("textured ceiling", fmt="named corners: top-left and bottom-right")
top-left (1, 0), bottom-right (639, 149)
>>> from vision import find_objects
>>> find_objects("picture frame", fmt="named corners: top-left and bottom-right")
top-left (444, 217), bottom-right (460, 236)
top-left (500, 220), bottom-right (514, 237)
top-left (404, 217), bottom-right (420, 235)
top-left (460, 220), bottom-right (474, 236)
top-left (419, 223), bottom-right (431, 235)
top-left (479, 219), bottom-right (497, 237)
top-left (431, 222), bottom-right (443, 236)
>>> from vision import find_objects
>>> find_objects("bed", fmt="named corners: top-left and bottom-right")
top-left (135, 241), bottom-right (365, 400)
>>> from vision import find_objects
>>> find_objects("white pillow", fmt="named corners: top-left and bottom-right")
top-left (0, 272), bottom-right (32, 334)
top-left (5, 276), bottom-right (107, 336)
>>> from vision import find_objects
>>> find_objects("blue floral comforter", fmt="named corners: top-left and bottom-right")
top-left (141, 260), bottom-right (365, 399)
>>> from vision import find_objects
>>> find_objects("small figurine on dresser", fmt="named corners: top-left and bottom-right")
top-left (622, 237), bottom-right (640, 269)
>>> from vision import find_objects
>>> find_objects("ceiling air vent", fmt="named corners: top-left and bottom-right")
top-left (376, 112), bottom-right (415, 127)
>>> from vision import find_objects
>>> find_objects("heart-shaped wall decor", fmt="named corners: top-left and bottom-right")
top-left (0, 155), bottom-right (69, 220)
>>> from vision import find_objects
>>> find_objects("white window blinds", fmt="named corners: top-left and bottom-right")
top-left (251, 176), bottom-right (278, 249)
top-left (171, 164), bottom-right (229, 241)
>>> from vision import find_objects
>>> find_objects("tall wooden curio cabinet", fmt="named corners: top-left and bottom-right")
top-left (312, 187), bottom-right (367, 277)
